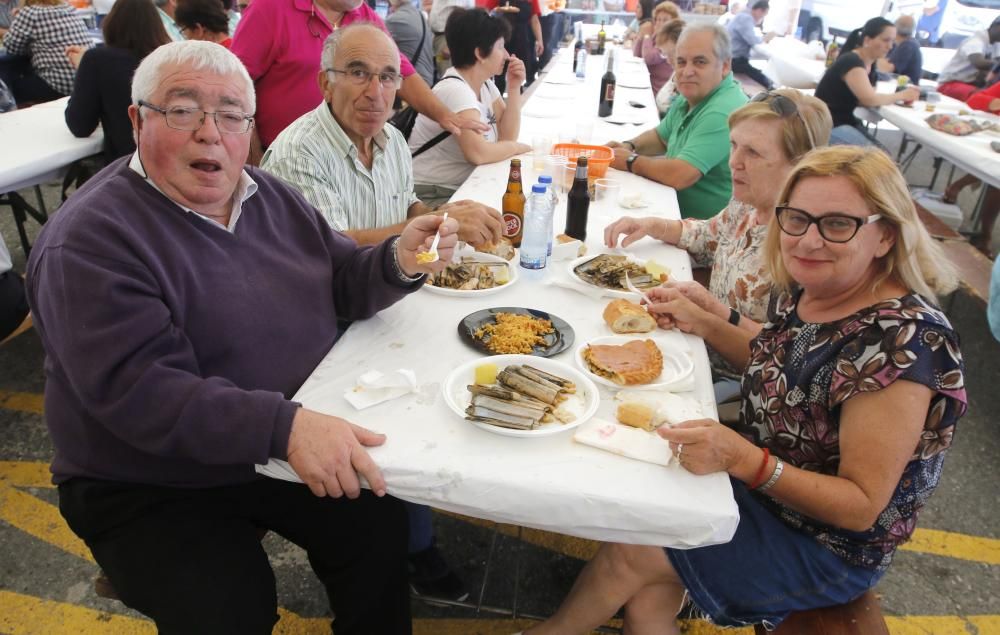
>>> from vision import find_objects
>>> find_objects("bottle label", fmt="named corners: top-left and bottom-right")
top-left (604, 84), bottom-right (615, 102)
top-left (502, 212), bottom-right (522, 237)
top-left (510, 167), bottom-right (520, 181)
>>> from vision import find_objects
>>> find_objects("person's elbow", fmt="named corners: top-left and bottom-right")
top-left (672, 165), bottom-right (702, 190)
top-left (838, 506), bottom-right (883, 533)
top-left (64, 110), bottom-right (96, 138)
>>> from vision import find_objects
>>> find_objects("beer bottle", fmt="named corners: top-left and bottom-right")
top-left (564, 156), bottom-right (590, 241)
top-left (502, 158), bottom-right (526, 247)
top-left (598, 49), bottom-right (616, 117)
top-left (597, 20), bottom-right (607, 55)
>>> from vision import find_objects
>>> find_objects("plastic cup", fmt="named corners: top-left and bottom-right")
top-left (532, 135), bottom-right (554, 170)
top-left (593, 178), bottom-right (622, 218)
top-left (575, 121), bottom-right (595, 144)
top-left (545, 155), bottom-right (569, 192)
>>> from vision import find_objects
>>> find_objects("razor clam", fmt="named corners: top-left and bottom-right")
top-left (573, 254), bottom-right (660, 291)
top-left (471, 394), bottom-right (549, 418)
top-left (467, 415), bottom-right (536, 430)
top-left (465, 405), bottom-right (537, 428)
top-left (497, 368), bottom-right (560, 404)
top-left (466, 384), bottom-right (552, 410)
top-left (510, 365), bottom-right (565, 392)
top-left (521, 365), bottom-right (577, 392)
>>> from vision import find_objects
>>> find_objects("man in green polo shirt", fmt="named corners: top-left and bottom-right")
top-left (609, 23), bottom-right (747, 219)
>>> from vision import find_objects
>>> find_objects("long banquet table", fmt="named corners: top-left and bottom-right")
top-left (259, 44), bottom-right (740, 549)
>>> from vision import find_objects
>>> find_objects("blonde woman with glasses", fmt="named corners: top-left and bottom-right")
top-left (606, 89), bottom-right (831, 395)
top-left (527, 145), bottom-right (966, 635)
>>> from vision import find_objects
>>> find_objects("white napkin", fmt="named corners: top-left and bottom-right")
top-left (343, 369), bottom-right (418, 410)
top-left (546, 275), bottom-right (612, 300)
top-left (574, 418), bottom-right (672, 466)
top-left (618, 193), bottom-right (650, 209)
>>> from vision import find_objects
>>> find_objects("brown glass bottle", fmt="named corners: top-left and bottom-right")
top-left (564, 156), bottom-right (590, 241)
top-left (501, 158), bottom-right (526, 247)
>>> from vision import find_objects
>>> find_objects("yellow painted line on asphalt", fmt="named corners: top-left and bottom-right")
top-left (0, 390), bottom-right (44, 415)
top-left (885, 615), bottom-right (1000, 634)
top-left (0, 460), bottom-right (54, 488)
top-left (0, 590), bottom-right (153, 634)
top-left (0, 481), bottom-right (93, 562)
top-left (900, 527), bottom-right (1000, 565)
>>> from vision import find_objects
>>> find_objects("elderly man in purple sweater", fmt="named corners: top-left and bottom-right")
top-left (25, 40), bottom-right (458, 635)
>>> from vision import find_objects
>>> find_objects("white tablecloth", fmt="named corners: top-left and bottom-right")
top-left (259, 44), bottom-right (740, 548)
top-left (0, 97), bottom-right (104, 193)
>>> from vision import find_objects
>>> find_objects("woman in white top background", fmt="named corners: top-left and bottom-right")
top-left (410, 7), bottom-right (531, 208)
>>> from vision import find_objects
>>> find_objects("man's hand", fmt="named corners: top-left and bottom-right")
top-left (610, 146), bottom-right (634, 171)
top-left (286, 408), bottom-right (387, 498)
top-left (396, 213), bottom-right (460, 276)
top-left (507, 55), bottom-right (527, 90)
top-left (534, 39), bottom-right (545, 57)
top-left (438, 199), bottom-right (503, 247)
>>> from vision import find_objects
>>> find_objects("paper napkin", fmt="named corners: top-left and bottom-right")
top-left (343, 369), bottom-right (418, 410)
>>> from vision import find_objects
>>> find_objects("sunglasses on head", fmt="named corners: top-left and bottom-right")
top-left (750, 91), bottom-right (817, 151)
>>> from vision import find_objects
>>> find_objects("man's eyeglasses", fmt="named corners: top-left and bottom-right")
top-left (775, 206), bottom-right (882, 243)
top-left (138, 100), bottom-right (254, 134)
top-left (325, 67), bottom-right (403, 90)
top-left (750, 91), bottom-right (817, 150)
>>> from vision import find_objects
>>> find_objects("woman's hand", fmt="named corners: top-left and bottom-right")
top-left (660, 280), bottom-right (729, 320)
top-left (645, 282), bottom-right (725, 335)
top-left (897, 86), bottom-right (920, 103)
top-left (506, 55), bottom-right (527, 89)
top-left (658, 419), bottom-right (758, 478)
top-left (534, 39), bottom-right (544, 57)
top-left (604, 215), bottom-right (660, 248)
top-left (65, 45), bottom-right (86, 69)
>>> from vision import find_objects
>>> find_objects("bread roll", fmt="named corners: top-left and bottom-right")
top-left (616, 402), bottom-right (656, 431)
top-left (603, 299), bottom-right (656, 334)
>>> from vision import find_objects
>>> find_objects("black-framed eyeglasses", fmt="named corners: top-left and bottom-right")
top-left (750, 91), bottom-right (817, 150)
top-left (138, 100), bottom-right (254, 134)
top-left (775, 206), bottom-right (883, 243)
top-left (324, 67), bottom-right (403, 90)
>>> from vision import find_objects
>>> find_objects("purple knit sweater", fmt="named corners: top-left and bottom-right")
top-left (26, 158), bottom-right (421, 487)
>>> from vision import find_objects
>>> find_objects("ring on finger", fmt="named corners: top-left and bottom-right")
top-left (677, 443), bottom-right (684, 458)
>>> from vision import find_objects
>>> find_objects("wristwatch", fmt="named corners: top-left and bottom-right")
top-left (728, 308), bottom-right (741, 326)
top-left (626, 152), bottom-right (639, 173)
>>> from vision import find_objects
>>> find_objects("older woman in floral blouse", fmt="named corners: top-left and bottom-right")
top-left (605, 89), bottom-right (831, 388)
top-left (529, 145), bottom-right (966, 635)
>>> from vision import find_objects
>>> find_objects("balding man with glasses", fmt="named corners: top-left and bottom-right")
top-left (25, 40), bottom-right (460, 634)
top-left (262, 24), bottom-right (503, 249)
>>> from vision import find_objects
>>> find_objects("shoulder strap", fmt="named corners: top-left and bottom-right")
top-left (410, 75), bottom-right (462, 157)
top-left (411, 11), bottom-right (428, 68)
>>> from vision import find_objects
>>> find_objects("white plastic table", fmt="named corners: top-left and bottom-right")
top-left (259, 44), bottom-right (740, 549)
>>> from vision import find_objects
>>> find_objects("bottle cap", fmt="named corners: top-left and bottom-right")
top-left (532, 184), bottom-right (547, 194)
top-left (538, 175), bottom-right (553, 183)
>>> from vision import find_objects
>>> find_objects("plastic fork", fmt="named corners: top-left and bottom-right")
top-left (418, 212), bottom-right (448, 264)
top-left (624, 271), bottom-right (651, 307)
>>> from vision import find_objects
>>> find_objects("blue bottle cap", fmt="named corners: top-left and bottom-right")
top-left (538, 175), bottom-right (553, 184)
top-left (532, 184), bottom-right (547, 194)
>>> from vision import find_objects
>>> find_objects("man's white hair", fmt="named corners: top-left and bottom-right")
top-left (320, 23), bottom-right (399, 78)
top-left (677, 22), bottom-right (733, 62)
top-left (131, 41), bottom-right (256, 114)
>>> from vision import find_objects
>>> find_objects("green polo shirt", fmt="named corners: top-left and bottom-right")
top-left (655, 73), bottom-right (747, 219)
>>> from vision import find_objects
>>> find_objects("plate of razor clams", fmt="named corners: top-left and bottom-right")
top-left (442, 354), bottom-right (600, 437)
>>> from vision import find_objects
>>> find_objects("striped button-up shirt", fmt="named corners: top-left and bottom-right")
top-left (260, 101), bottom-right (419, 232)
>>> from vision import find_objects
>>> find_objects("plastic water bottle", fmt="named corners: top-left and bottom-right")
top-left (520, 184), bottom-right (552, 276)
top-left (537, 175), bottom-right (557, 257)
top-left (575, 47), bottom-right (587, 80)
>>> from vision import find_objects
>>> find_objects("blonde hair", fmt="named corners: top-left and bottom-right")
top-left (25, 0), bottom-right (65, 6)
top-left (652, 1), bottom-right (680, 21)
top-left (764, 146), bottom-right (957, 301)
top-left (728, 89), bottom-right (833, 163)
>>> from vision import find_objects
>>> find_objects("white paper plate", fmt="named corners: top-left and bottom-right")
top-left (574, 335), bottom-right (694, 390)
top-left (567, 252), bottom-right (657, 300)
top-left (442, 354), bottom-right (600, 438)
top-left (423, 252), bottom-right (519, 297)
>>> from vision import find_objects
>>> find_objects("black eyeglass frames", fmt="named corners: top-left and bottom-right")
top-left (775, 206), bottom-right (883, 243)
top-left (750, 91), bottom-right (817, 150)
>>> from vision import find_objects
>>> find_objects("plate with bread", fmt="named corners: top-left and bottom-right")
top-left (442, 354), bottom-right (600, 437)
top-left (568, 253), bottom-right (670, 299)
top-left (575, 335), bottom-right (693, 390)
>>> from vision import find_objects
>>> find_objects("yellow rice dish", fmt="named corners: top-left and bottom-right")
top-left (474, 313), bottom-right (554, 354)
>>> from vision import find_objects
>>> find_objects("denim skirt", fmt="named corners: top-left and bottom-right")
top-left (665, 480), bottom-right (884, 630)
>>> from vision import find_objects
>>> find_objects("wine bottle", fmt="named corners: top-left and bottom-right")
top-left (598, 49), bottom-right (616, 118)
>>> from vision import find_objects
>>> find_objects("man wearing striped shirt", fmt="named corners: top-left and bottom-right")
top-left (261, 23), bottom-right (502, 247)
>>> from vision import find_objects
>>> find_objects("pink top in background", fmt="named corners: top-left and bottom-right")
top-left (636, 34), bottom-right (673, 95)
top-left (232, 0), bottom-right (416, 146)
